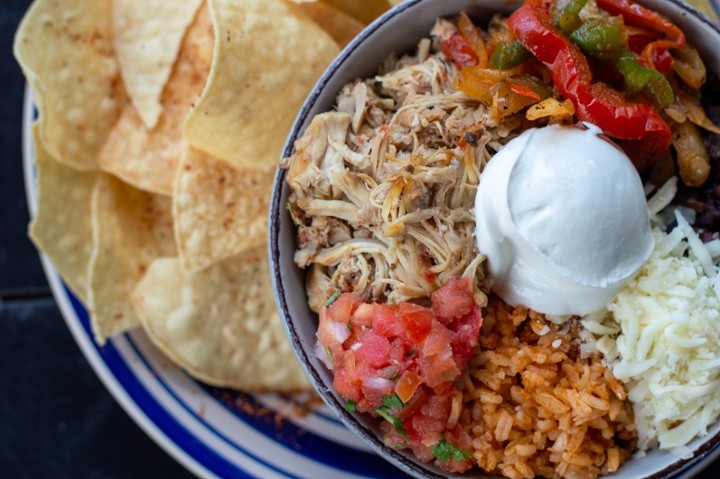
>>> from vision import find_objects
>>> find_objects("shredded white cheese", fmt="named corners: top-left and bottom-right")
top-left (581, 217), bottom-right (720, 458)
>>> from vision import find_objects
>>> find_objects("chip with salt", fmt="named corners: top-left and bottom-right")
top-left (318, 0), bottom-right (392, 25)
top-left (112, 0), bottom-right (203, 130)
top-left (28, 124), bottom-right (96, 303)
top-left (13, 0), bottom-right (126, 170)
top-left (87, 174), bottom-right (176, 344)
top-left (174, 146), bottom-right (274, 273)
top-left (183, 0), bottom-right (339, 169)
top-left (297, 1), bottom-right (365, 48)
top-left (98, 3), bottom-right (214, 196)
top-left (132, 251), bottom-right (311, 392)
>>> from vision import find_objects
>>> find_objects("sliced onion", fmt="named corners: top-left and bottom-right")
top-left (362, 376), bottom-right (394, 391)
top-left (315, 341), bottom-right (334, 370)
top-left (325, 320), bottom-right (352, 344)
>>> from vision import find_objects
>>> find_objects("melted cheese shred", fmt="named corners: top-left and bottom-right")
top-left (582, 211), bottom-right (720, 458)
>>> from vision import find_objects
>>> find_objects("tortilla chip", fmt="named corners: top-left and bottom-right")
top-left (174, 146), bottom-right (274, 273)
top-left (183, 0), bottom-right (339, 169)
top-left (87, 174), bottom-right (176, 344)
top-left (297, 2), bottom-right (365, 48)
top-left (320, 0), bottom-right (391, 25)
top-left (99, 3), bottom-right (214, 196)
top-left (112, 0), bottom-right (203, 129)
top-left (28, 124), bottom-right (96, 302)
top-left (13, 0), bottom-right (126, 171)
top-left (683, 0), bottom-right (719, 21)
top-left (132, 252), bottom-right (311, 392)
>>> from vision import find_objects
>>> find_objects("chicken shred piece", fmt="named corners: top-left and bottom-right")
top-left (282, 19), bottom-right (529, 310)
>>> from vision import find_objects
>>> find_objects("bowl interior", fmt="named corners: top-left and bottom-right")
top-left (270, 1), bottom-right (720, 478)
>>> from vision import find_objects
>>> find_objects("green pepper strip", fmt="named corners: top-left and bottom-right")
top-left (615, 47), bottom-right (674, 108)
top-left (555, 0), bottom-right (589, 34)
top-left (568, 16), bottom-right (674, 109)
top-left (569, 17), bottom-right (626, 60)
top-left (508, 0), bottom-right (672, 171)
top-left (491, 40), bottom-right (531, 70)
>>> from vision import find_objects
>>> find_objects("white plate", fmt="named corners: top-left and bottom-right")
top-left (21, 87), bottom-right (409, 479)
top-left (20, 0), bottom-right (720, 476)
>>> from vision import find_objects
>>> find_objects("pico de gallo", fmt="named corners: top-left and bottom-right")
top-left (318, 277), bottom-right (482, 472)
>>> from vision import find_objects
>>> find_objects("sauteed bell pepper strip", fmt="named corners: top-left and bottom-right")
top-left (507, 0), bottom-right (671, 170)
top-left (568, 18), bottom-right (674, 109)
top-left (555, 0), bottom-right (589, 34)
top-left (457, 10), bottom-right (489, 67)
top-left (568, 17), bottom-right (627, 61)
top-left (615, 47), bottom-right (675, 108)
top-left (595, 0), bottom-right (685, 70)
top-left (441, 33), bottom-right (479, 68)
top-left (491, 40), bottom-right (532, 70)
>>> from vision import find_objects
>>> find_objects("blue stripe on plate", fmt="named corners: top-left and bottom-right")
top-left (67, 290), bottom-right (254, 479)
top-left (67, 287), bottom-right (402, 479)
top-left (198, 384), bottom-right (408, 478)
top-left (123, 335), bottom-right (304, 479)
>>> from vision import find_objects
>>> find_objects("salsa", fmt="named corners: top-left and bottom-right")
top-left (318, 277), bottom-right (482, 471)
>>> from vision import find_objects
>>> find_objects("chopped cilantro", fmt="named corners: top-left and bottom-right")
top-left (374, 395), bottom-right (407, 437)
top-left (382, 394), bottom-right (404, 411)
top-left (432, 437), bottom-right (472, 463)
top-left (387, 371), bottom-right (399, 381)
top-left (375, 406), bottom-right (408, 437)
top-left (406, 349), bottom-right (417, 357)
top-left (347, 321), bottom-right (353, 330)
top-left (323, 291), bottom-right (340, 307)
top-left (391, 440), bottom-right (408, 449)
top-left (324, 347), bottom-right (333, 365)
top-left (344, 399), bottom-right (357, 413)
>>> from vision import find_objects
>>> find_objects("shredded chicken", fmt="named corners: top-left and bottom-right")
top-left (282, 20), bottom-right (527, 311)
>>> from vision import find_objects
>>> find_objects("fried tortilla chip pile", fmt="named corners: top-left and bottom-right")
top-left (14, 0), bottom-right (394, 392)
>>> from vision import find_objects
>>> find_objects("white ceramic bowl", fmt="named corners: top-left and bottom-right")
top-left (270, 1), bottom-right (720, 478)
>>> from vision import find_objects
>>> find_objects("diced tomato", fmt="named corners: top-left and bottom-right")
top-left (333, 351), bottom-right (360, 401)
top-left (447, 307), bottom-right (483, 363)
top-left (326, 292), bottom-right (360, 323)
top-left (395, 370), bottom-right (424, 403)
top-left (422, 321), bottom-right (453, 357)
top-left (406, 413), bottom-right (444, 444)
top-left (419, 348), bottom-right (460, 387)
top-left (351, 302), bottom-right (375, 329)
top-left (398, 303), bottom-right (434, 343)
top-left (355, 331), bottom-right (391, 368)
top-left (388, 338), bottom-right (410, 365)
top-left (431, 277), bottom-right (474, 321)
top-left (371, 306), bottom-right (401, 337)
top-left (420, 390), bottom-right (454, 420)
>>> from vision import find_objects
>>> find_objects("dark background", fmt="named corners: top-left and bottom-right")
top-left (0, 0), bottom-right (193, 477)
top-left (1, 1), bottom-right (720, 478)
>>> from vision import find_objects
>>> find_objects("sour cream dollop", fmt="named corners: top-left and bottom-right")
top-left (474, 123), bottom-right (654, 315)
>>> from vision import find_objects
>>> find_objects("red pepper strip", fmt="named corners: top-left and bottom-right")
top-left (510, 83), bottom-right (542, 100)
top-left (652, 48), bottom-right (673, 72)
top-left (508, 1), bottom-right (671, 170)
top-left (595, 0), bottom-right (685, 70)
top-left (628, 34), bottom-right (673, 72)
top-left (441, 33), bottom-right (479, 68)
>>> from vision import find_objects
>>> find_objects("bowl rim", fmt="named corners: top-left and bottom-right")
top-left (269, 0), bottom-right (720, 478)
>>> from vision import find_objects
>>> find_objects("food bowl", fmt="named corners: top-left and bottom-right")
top-left (269, 0), bottom-right (720, 478)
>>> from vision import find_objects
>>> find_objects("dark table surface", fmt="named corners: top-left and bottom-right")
top-left (2, 1), bottom-right (720, 478)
